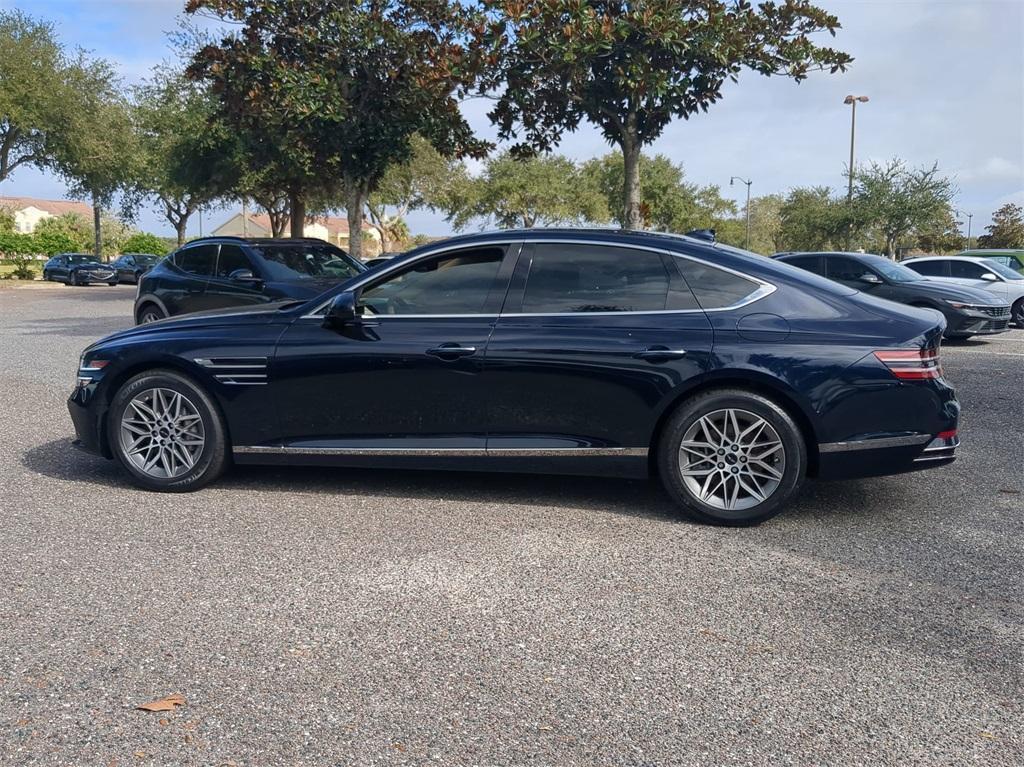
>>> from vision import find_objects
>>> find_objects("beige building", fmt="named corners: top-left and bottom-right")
top-left (0, 196), bottom-right (94, 234)
top-left (212, 211), bottom-right (381, 255)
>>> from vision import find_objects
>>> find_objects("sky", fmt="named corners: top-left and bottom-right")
top-left (2, 0), bottom-right (1022, 241)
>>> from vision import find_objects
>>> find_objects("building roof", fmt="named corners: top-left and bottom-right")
top-left (0, 195), bottom-right (93, 218)
top-left (215, 211), bottom-right (376, 239)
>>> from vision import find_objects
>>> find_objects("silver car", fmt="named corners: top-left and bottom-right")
top-left (903, 256), bottom-right (1024, 327)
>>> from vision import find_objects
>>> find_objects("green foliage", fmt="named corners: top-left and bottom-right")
top-left (0, 10), bottom-right (111, 184)
top-left (0, 205), bottom-right (15, 233)
top-left (449, 152), bottom-right (609, 230)
top-left (367, 135), bottom-right (466, 251)
top-left (478, 0), bottom-right (851, 228)
top-left (129, 67), bottom-right (229, 245)
top-left (581, 152), bottom-right (734, 234)
top-left (977, 203), bottom-right (1024, 249)
top-left (852, 159), bottom-right (956, 257)
top-left (121, 232), bottom-right (169, 256)
top-left (779, 186), bottom-right (846, 251)
top-left (0, 229), bottom-right (75, 258)
top-left (186, 0), bottom-right (487, 258)
top-left (33, 211), bottom-right (129, 258)
top-left (744, 194), bottom-right (786, 255)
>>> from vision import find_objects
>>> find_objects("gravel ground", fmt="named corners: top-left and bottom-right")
top-left (0, 284), bottom-right (1021, 767)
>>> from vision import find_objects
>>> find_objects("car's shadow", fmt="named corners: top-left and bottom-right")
top-left (23, 438), bottom-right (879, 524)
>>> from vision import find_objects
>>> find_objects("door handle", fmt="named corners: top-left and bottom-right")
top-left (633, 346), bottom-right (687, 362)
top-left (426, 344), bottom-right (477, 360)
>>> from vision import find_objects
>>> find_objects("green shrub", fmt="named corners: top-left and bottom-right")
top-left (121, 232), bottom-right (169, 256)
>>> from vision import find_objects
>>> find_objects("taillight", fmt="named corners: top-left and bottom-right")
top-left (873, 349), bottom-right (942, 380)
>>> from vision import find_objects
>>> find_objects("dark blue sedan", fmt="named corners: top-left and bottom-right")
top-left (69, 229), bottom-right (959, 525)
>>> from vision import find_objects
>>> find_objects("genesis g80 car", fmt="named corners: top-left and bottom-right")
top-left (70, 229), bottom-right (960, 525)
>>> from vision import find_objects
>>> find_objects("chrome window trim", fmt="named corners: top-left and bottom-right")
top-left (301, 237), bottom-right (776, 319)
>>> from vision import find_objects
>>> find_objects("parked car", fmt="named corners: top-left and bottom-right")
top-left (71, 229), bottom-right (960, 526)
top-left (955, 248), bottom-right (1024, 274)
top-left (902, 256), bottom-right (1024, 327)
top-left (133, 237), bottom-right (366, 324)
top-left (774, 251), bottom-right (1011, 339)
top-left (110, 253), bottom-right (161, 284)
top-left (42, 253), bottom-right (117, 286)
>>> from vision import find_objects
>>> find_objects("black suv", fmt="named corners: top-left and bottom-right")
top-left (774, 251), bottom-right (1011, 339)
top-left (110, 253), bottom-right (161, 284)
top-left (134, 237), bottom-right (366, 324)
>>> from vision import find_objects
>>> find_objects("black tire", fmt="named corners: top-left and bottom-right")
top-left (70, 271), bottom-right (81, 286)
top-left (136, 304), bottom-right (166, 324)
top-left (1012, 299), bottom-right (1024, 329)
top-left (107, 369), bottom-right (229, 492)
top-left (42, 270), bottom-right (51, 281)
top-left (657, 388), bottom-right (807, 526)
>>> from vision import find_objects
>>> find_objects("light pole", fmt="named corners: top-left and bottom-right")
top-left (730, 176), bottom-right (752, 249)
top-left (954, 209), bottom-right (973, 250)
top-left (843, 95), bottom-right (869, 202)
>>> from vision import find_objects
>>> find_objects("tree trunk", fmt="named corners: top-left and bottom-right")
top-left (92, 192), bottom-right (102, 260)
top-left (289, 189), bottom-right (305, 239)
top-left (175, 219), bottom-right (188, 247)
top-left (346, 185), bottom-right (367, 261)
top-left (621, 129), bottom-right (642, 230)
top-left (378, 225), bottom-right (391, 255)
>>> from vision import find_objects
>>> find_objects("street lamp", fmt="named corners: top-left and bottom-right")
top-left (955, 209), bottom-right (974, 250)
top-left (730, 176), bottom-right (753, 249)
top-left (843, 95), bottom-right (869, 202)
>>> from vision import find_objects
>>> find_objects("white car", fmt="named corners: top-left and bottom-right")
top-left (903, 256), bottom-right (1024, 327)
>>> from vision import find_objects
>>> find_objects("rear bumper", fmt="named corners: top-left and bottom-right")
top-left (817, 431), bottom-right (958, 480)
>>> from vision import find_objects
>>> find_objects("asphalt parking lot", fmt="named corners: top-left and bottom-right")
top-left (0, 284), bottom-right (1021, 767)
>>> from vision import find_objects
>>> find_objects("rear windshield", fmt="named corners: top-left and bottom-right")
top-left (250, 243), bottom-right (366, 281)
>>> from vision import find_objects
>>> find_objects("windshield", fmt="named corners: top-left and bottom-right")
top-left (67, 255), bottom-right (96, 265)
top-left (981, 258), bottom-right (1024, 280)
top-left (862, 255), bottom-right (920, 283)
top-left (250, 243), bottom-right (366, 281)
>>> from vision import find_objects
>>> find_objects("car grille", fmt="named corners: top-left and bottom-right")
top-left (982, 319), bottom-right (1009, 332)
top-left (979, 305), bottom-right (1010, 318)
top-left (87, 269), bottom-right (114, 279)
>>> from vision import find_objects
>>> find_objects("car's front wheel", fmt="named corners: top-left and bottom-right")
top-left (1013, 299), bottom-right (1024, 328)
top-left (657, 389), bottom-right (807, 526)
top-left (136, 304), bottom-right (166, 324)
top-left (108, 370), bottom-right (229, 492)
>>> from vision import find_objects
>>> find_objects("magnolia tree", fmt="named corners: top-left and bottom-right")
top-left (476, 0), bottom-right (851, 230)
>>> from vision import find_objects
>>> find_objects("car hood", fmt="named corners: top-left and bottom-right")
top-left (89, 301), bottom-right (299, 351)
top-left (911, 279), bottom-right (1005, 304)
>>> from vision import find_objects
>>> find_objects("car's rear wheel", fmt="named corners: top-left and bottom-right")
top-left (1012, 299), bottom-right (1024, 328)
top-left (108, 370), bottom-right (229, 492)
top-left (657, 389), bottom-right (807, 526)
top-left (137, 304), bottom-right (166, 324)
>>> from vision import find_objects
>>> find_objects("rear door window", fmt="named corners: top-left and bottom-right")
top-left (906, 260), bottom-right (947, 277)
top-left (521, 244), bottom-right (676, 313)
top-left (174, 245), bottom-right (217, 277)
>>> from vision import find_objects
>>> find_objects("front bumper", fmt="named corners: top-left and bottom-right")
top-left (74, 270), bottom-right (117, 284)
top-left (68, 384), bottom-right (111, 457)
top-left (945, 306), bottom-right (1012, 337)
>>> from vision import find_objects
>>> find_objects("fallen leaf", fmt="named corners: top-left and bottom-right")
top-left (158, 718), bottom-right (169, 727)
top-left (136, 693), bottom-right (185, 712)
top-left (979, 731), bottom-right (996, 739)
top-left (15, 718), bottom-right (30, 726)
top-left (538, 725), bottom-right (554, 731)
top-left (999, 488), bottom-right (1020, 494)
top-left (134, 751), bottom-right (147, 759)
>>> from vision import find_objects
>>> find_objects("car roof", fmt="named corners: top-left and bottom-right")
top-left (180, 236), bottom-right (339, 246)
top-left (774, 251), bottom-right (874, 259)
top-left (903, 255), bottom-right (993, 262)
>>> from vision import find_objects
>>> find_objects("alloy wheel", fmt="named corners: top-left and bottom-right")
top-left (119, 387), bottom-right (206, 479)
top-left (678, 408), bottom-right (786, 511)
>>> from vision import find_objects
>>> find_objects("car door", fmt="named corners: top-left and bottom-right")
top-left (482, 240), bottom-right (714, 456)
top-left (949, 259), bottom-right (1010, 302)
top-left (52, 256), bottom-right (69, 282)
top-left (203, 243), bottom-right (267, 310)
top-left (164, 243), bottom-right (218, 315)
top-left (270, 243), bottom-right (517, 449)
top-left (113, 256), bottom-right (131, 282)
top-left (825, 255), bottom-right (899, 298)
